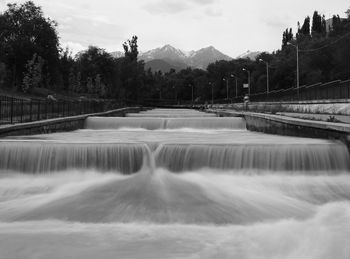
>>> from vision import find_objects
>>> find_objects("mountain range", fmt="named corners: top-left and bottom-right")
top-left (111, 45), bottom-right (261, 73)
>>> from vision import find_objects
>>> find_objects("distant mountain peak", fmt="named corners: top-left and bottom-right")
top-left (111, 44), bottom-right (233, 72)
top-left (236, 50), bottom-right (261, 60)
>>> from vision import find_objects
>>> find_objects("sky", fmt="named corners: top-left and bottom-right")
top-left (1, 0), bottom-right (349, 57)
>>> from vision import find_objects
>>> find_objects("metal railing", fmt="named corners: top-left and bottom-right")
top-left (234, 79), bottom-right (350, 103)
top-left (0, 96), bottom-right (123, 125)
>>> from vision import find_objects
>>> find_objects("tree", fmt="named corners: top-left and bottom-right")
top-left (282, 28), bottom-right (293, 47)
top-left (311, 11), bottom-right (326, 36)
top-left (0, 1), bottom-right (60, 90)
top-left (22, 53), bottom-right (45, 92)
top-left (301, 16), bottom-right (311, 36)
top-left (0, 62), bottom-right (6, 88)
top-left (123, 35), bottom-right (139, 62)
top-left (75, 46), bottom-right (116, 95)
top-left (59, 48), bottom-right (75, 91)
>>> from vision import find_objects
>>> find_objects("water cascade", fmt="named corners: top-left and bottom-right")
top-left (1, 108), bottom-right (350, 259)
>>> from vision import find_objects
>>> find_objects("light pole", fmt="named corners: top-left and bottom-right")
top-left (222, 78), bottom-right (229, 100)
top-left (242, 68), bottom-right (251, 96)
top-left (259, 59), bottom-right (270, 95)
top-left (287, 42), bottom-right (300, 98)
top-left (230, 74), bottom-right (238, 100)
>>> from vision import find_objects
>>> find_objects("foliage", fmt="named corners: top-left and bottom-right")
top-left (0, 1), bottom-right (60, 90)
top-left (22, 53), bottom-right (45, 93)
top-left (123, 36), bottom-right (139, 62)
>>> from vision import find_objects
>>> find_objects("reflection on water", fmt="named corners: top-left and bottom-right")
top-left (0, 109), bottom-right (349, 259)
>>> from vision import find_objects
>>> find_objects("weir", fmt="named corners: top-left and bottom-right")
top-left (1, 108), bottom-right (350, 258)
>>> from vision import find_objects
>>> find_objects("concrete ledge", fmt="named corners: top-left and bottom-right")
top-left (0, 107), bottom-right (144, 137)
top-left (209, 109), bottom-right (350, 148)
top-left (210, 109), bottom-right (350, 133)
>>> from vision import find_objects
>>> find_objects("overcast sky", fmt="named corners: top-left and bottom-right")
top-left (1, 0), bottom-right (349, 57)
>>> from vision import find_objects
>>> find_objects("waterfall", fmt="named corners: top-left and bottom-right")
top-left (1, 108), bottom-right (350, 259)
top-left (84, 117), bottom-right (246, 130)
top-left (155, 143), bottom-right (350, 172)
top-left (0, 141), bottom-right (152, 174)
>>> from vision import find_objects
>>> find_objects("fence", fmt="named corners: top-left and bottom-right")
top-left (235, 79), bottom-right (350, 103)
top-left (138, 79), bottom-right (350, 107)
top-left (0, 96), bottom-right (123, 125)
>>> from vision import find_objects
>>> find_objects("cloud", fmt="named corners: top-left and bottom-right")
top-left (192, 0), bottom-right (215, 4)
top-left (61, 41), bottom-right (86, 55)
top-left (143, 0), bottom-right (215, 15)
top-left (144, 0), bottom-right (189, 14)
top-left (58, 15), bottom-right (125, 51)
top-left (205, 7), bottom-right (222, 17)
top-left (263, 15), bottom-right (292, 30)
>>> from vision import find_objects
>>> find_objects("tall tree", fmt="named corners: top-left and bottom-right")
top-left (123, 35), bottom-right (139, 62)
top-left (312, 11), bottom-right (323, 36)
top-left (75, 46), bottom-right (116, 96)
top-left (301, 16), bottom-right (311, 36)
top-left (0, 1), bottom-right (61, 91)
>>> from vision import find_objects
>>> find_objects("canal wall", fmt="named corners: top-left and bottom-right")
top-left (0, 107), bottom-right (145, 137)
top-left (211, 109), bottom-right (350, 149)
top-left (210, 100), bottom-right (350, 116)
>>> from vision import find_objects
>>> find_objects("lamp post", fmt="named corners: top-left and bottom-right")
top-left (242, 68), bottom-right (251, 96)
top-left (259, 59), bottom-right (269, 96)
top-left (230, 74), bottom-right (238, 99)
top-left (287, 42), bottom-right (300, 98)
top-left (222, 78), bottom-right (229, 100)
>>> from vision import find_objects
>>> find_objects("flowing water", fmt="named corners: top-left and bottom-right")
top-left (1, 109), bottom-right (350, 259)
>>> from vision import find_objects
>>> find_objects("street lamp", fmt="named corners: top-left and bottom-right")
top-left (287, 42), bottom-right (300, 97)
top-left (242, 68), bottom-right (251, 96)
top-left (230, 74), bottom-right (238, 99)
top-left (222, 78), bottom-right (229, 100)
top-left (259, 59), bottom-right (270, 95)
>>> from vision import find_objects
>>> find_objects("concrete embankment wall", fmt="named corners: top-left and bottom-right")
top-left (212, 109), bottom-right (350, 149)
top-left (0, 107), bottom-right (145, 137)
top-left (211, 100), bottom-right (350, 116)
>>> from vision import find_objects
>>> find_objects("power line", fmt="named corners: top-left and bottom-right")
top-left (299, 31), bottom-right (350, 53)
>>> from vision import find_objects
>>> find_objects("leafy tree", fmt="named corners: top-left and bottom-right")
top-left (123, 35), bottom-right (139, 62)
top-left (75, 46), bottom-right (116, 96)
top-left (22, 53), bottom-right (45, 92)
top-left (0, 1), bottom-right (60, 90)
top-left (311, 11), bottom-right (326, 36)
top-left (300, 16), bottom-right (311, 37)
top-left (0, 62), bottom-right (6, 87)
top-left (59, 48), bottom-right (75, 91)
top-left (282, 28), bottom-right (293, 47)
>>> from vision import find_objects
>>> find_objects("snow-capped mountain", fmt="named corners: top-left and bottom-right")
top-left (110, 51), bottom-right (124, 59)
top-left (140, 44), bottom-right (188, 62)
top-left (188, 46), bottom-right (232, 68)
top-left (236, 50), bottom-right (261, 60)
top-left (111, 44), bottom-right (232, 72)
